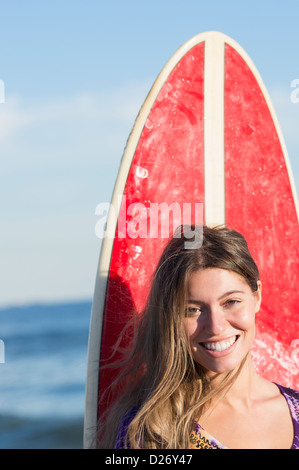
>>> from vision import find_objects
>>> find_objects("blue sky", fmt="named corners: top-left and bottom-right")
top-left (0, 0), bottom-right (299, 306)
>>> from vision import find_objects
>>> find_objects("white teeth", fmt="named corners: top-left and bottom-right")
top-left (202, 336), bottom-right (237, 352)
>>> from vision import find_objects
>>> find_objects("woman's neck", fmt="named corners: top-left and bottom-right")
top-left (207, 353), bottom-right (261, 410)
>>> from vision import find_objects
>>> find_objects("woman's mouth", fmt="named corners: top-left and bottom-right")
top-left (200, 335), bottom-right (239, 353)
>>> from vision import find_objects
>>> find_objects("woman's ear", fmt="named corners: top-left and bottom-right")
top-left (255, 280), bottom-right (262, 313)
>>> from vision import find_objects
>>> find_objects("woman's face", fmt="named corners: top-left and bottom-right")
top-left (183, 268), bottom-right (262, 375)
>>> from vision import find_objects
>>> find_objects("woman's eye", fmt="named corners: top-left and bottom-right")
top-left (185, 306), bottom-right (201, 317)
top-left (224, 299), bottom-right (241, 308)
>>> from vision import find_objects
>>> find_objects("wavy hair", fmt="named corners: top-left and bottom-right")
top-left (97, 225), bottom-right (260, 448)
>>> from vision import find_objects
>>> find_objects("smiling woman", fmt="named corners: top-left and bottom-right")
top-left (97, 225), bottom-right (299, 449)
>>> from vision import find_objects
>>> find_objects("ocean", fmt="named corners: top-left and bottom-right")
top-left (0, 300), bottom-right (92, 449)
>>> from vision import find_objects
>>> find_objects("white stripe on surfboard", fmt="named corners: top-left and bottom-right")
top-left (204, 34), bottom-right (225, 227)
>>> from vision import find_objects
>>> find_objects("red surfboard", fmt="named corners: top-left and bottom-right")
top-left (84, 32), bottom-right (299, 447)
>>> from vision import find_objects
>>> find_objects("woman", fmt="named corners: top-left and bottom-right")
top-left (98, 225), bottom-right (299, 449)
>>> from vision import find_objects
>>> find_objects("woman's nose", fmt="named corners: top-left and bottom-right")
top-left (203, 305), bottom-right (228, 335)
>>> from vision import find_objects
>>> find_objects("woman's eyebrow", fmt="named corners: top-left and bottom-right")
top-left (188, 290), bottom-right (245, 304)
top-left (187, 299), bottom-right (203, 305)
top-left (218, 290), bottom-right (245, 300)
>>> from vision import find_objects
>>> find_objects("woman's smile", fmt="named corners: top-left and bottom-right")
top-left (199, 334), bottom-right (239, 354)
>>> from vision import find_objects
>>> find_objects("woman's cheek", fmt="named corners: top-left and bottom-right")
top-left (183, 318), bottom-right (199, 339)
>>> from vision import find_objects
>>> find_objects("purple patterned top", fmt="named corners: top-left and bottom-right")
top-left (115, 384), bottom-right (299, 449)
top-left (276, 384), bottom-right (299, 449)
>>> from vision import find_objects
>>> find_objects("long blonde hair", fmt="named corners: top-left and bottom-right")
top-left (97, 225), bottom-right (260, 448)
